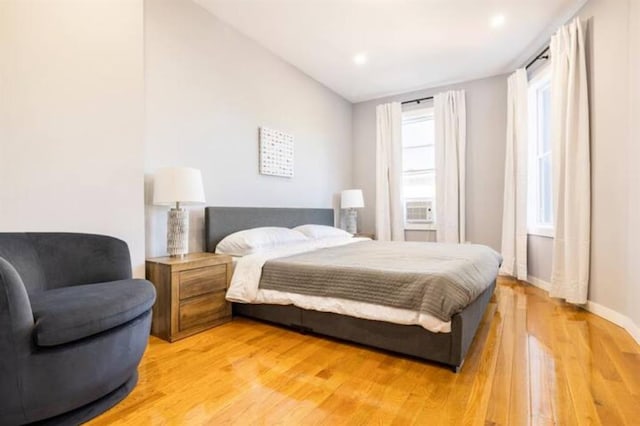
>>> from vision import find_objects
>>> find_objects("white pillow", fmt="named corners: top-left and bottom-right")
top-left (215, 227), bottom-right (308, 256)
top-left (293, 224), bottom-right (352, 240)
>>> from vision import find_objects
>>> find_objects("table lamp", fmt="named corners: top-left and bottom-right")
top-left (341, 189), bottom-right (364, 234)
top-left (153, 167), bottom-right (205, 256)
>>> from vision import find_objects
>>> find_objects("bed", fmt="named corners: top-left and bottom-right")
top-left (205, 206), bottom-right (499, 372)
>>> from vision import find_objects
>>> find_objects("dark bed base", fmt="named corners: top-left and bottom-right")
top-left (233, 280), bottom-right (495, 372)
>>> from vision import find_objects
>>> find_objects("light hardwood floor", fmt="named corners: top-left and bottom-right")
top-left (89, 278), bottom-right (640, 425)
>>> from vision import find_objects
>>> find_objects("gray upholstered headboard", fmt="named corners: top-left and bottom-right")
top-left (204, 207), bottom-right (335, 252)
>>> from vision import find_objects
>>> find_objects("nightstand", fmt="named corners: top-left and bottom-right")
top-left (354, 232), bottom-right (375, 239)
top-left (145, 252), bottom-right (232, 342)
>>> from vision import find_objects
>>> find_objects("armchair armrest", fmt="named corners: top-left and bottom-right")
top-left (0, 257), bottom-right (34, 336)
top-left (0, 257), bottom-right (34, 423)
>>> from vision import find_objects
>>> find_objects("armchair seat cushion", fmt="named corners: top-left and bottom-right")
top-left (30, 279), bottom-right (156, 347)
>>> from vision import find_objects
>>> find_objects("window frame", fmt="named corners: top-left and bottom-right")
top-left (527, 65), bottom-right (554, 238)
top-left (401, 105), bottom-right (436, 231)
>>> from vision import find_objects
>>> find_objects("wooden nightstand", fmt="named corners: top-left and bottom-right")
top-left (354, 232), bottom-right (375, 239)
top-left (145, 253), bottom-right (232, 342)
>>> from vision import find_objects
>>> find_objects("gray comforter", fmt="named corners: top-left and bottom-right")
top-left (259, 241), bottom-right (502, 322)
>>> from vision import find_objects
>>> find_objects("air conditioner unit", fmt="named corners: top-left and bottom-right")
top-left (405, 199), bottom-right (433, 224)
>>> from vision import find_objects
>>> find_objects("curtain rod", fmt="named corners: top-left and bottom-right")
top-left (403, 48), bottom-right (549, 103)
top-left (401, 96), bottom-right (434, 105)
top-left (526, 46), bottom-right (550, 69)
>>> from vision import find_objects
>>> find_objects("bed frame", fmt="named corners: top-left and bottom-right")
top-left (204, 206), bottom-right (495, 372)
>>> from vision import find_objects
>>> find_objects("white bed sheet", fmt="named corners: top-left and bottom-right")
top-left (227, 237), bottom-right (452, 333)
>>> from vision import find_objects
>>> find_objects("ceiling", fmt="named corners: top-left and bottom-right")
top-left (195, 0), bottom-right (587, 103)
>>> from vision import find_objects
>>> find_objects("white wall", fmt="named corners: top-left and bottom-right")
top-left (144, 0), bottom-right (353, 257)
top-left (626, 0), bottom-right (640, 329)
top-left (352, 75), bottom-right (508, 250)
top-left (0, 0), bottom-right (146, 277)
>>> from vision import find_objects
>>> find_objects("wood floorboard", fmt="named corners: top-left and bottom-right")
top-left (88, 277), bottom-right (640, 425)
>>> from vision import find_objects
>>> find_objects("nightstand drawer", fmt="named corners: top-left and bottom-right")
top-left (179, 264), bottom-right (227, 300)
top-left (179, 290), bottom-right (230, 331)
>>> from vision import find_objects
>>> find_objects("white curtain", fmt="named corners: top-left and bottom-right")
top-left (549, 17), bottom-right (590, 304)
top-left (434, 90), bottom-right (466, 244)
top-left (375, 102), bottom-right (405, 241)
top-left (500, 69), bottom-right (529, 280)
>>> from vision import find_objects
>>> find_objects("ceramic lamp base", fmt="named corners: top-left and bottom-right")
top-left (167, 208), bottom-right (189, 256)
top-left (345, 208), bottom-right (358, 234)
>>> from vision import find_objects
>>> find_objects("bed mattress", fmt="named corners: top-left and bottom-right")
top-left (226, 237), bottom-right (501, 333)
top-left (261, 240), bottom-right (501, 322)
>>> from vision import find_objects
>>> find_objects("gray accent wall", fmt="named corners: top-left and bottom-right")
top-left (405, 230), bottom-right (437, 242)
top-left (578, 0), bottom-right (632, 327)
top-left (352, 75), bottom-right (508, 250)
top-left (527, 236), bottom-right (552, 283)
top-left (143, 0), bottom-right (353, 257)
top-left (525, 0), bottom-right (640, 334)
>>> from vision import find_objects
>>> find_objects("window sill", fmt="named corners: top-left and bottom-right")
top-left (528, 227), bottom-right (554, 238)
top-left (405, 224), bottom-right (436, 231)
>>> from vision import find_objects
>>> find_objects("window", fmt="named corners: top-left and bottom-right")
top-left (528, 67), bottom-right (554, 237)
top-left (401, 106), bottom-right (435, 230)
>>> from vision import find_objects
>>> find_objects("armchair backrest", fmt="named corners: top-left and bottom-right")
top-left (0, 233), bottom-right (133, 294)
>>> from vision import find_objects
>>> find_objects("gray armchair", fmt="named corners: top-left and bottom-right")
top-left (0, 233), bottom-right (156, 425)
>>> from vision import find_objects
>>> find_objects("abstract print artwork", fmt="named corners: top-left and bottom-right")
top-left (259, 127), bottom-right (294, 178)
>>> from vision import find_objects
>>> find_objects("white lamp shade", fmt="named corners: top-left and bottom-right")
top-left (341, 189), bottom-right (364, 209)
top-left (153, 167), bottom-right (206, 206)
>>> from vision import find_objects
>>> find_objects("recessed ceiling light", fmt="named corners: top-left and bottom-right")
top-left (490, 14), bottom-right (506, 29)
top-left (353, 53), bottom-right (367, 66)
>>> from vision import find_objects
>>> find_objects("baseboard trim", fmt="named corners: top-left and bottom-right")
top-left (525, 277), bottom-right (640, 346)
top-left (627, 320), bottom-right (640, 346)
top-left (526, 276), bottom-right (551, 292)
top-left (586, 300), bottom-right (640, 346)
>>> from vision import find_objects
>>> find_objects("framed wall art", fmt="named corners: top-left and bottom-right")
top-left (259, 127), bottom-right (294, 178)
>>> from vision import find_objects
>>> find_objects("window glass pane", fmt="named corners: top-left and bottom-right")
top-left (403, 145), bottom-right (434, 172)
top-left (402, 118), bottom-right (434, 148)
top-left (539, 84), bottom-right (551, 154)
top-left (402, 171), bottom-right (435, 200)
top-left (528, 70), bottom-right (554, 233)
top-left (539, 155), bottom-right (553, 225)
top-left (402, 108), bottom-right (436, 226)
